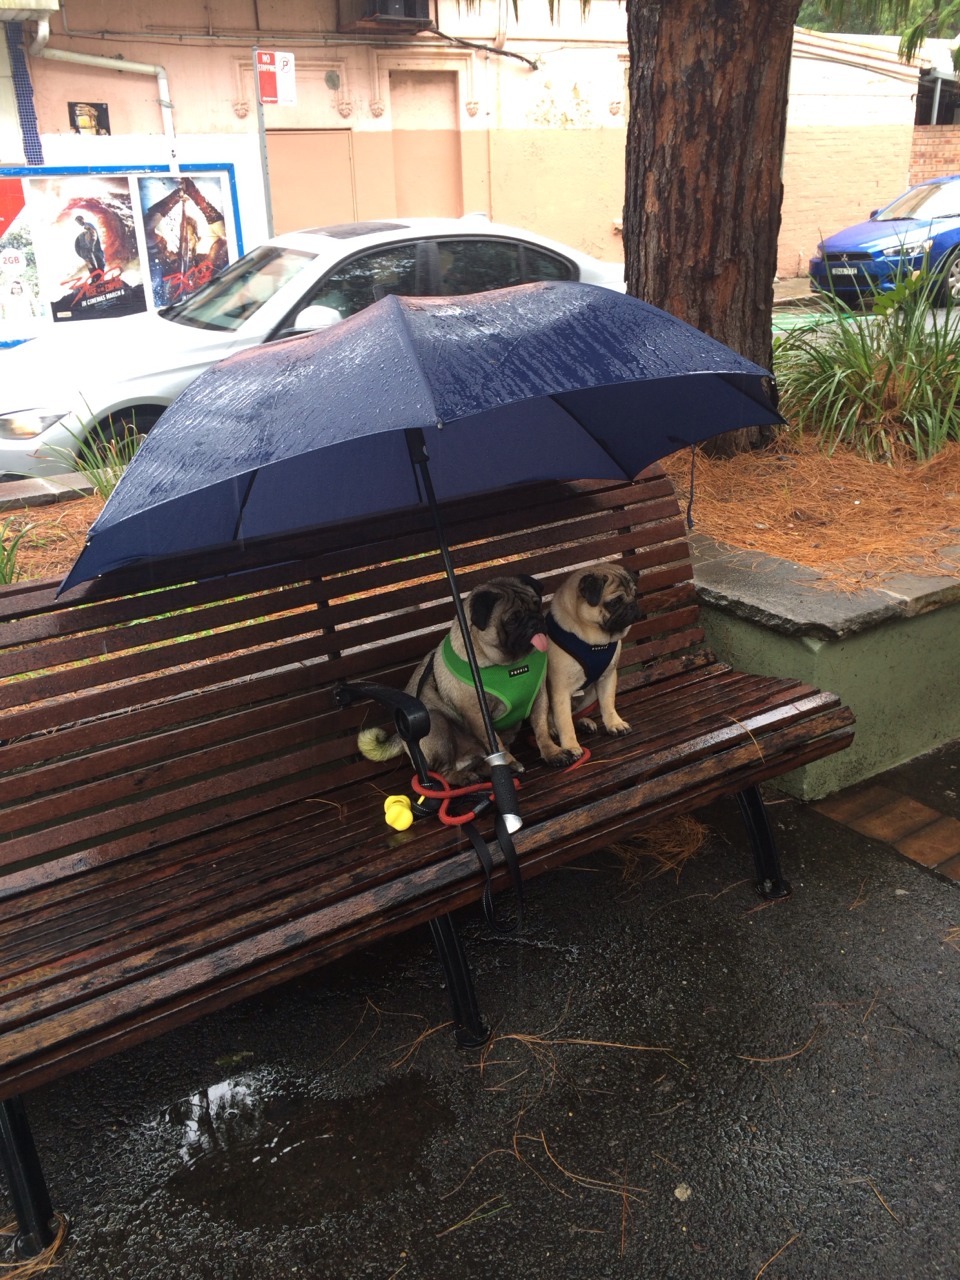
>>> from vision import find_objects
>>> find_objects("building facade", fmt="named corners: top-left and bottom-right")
top-left (0, 0), bottom-right (952, 333)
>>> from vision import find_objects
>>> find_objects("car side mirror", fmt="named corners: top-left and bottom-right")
top-left (291, 304), bottom-right (343, 332)
top-left (869, 209), bottom-right (879, 219)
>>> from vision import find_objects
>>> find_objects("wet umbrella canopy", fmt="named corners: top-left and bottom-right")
top-left (61, 280), bottom-right (782, 592)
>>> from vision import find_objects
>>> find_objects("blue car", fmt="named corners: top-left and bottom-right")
top-left (808, 174), bottom-right (960, 306)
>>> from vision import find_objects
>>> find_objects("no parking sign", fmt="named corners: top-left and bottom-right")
top-left (255, 50), bottom-right (296, 106)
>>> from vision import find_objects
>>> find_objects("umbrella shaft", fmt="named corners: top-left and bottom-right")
top-left (405, 429), bottom-right (501, 757)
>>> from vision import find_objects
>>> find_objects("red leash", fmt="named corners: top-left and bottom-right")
top-left (410, 770), bottom-right (521, 827)
top-left (410, 744), bottom-right (590, 828)
top-left (563, 746), bottom-right (592, 770)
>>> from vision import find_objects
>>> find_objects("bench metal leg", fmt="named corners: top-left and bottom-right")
top-left (737, 785), bottom-right (792, 900)
top-left (428, 915), bottom-right (490, 1049)
top-left (0, 1096), bottom-right (58, 1258)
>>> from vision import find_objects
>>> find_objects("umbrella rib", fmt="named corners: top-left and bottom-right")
top-left (232, 471), bottom-right (258, 543)
top-left (547, 394), bottom-right (628, 469)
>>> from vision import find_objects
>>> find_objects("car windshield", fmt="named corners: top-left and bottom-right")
top-left (164, 245), bottom-right (316, 331)
top-left (876, 182), bottom-right (960, 222)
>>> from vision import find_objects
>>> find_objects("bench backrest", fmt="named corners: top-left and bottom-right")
top-left (0, 469), bottom-right (703, 892)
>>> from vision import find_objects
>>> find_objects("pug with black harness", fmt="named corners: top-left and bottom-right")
top-left (539, 561), bottom-right (643, 765)
top-left (359, 575), bottom-right (556, 784)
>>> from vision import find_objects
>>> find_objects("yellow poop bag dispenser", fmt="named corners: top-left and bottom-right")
top-left (384, 794), bottom-right (414, 831)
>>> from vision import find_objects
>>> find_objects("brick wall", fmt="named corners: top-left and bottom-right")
top-left (910, 126), bottom-right (960, 183)
top-left (779, 124), bottom-right (914, 278)
top-left (780, 126), bottom-right (960, 279)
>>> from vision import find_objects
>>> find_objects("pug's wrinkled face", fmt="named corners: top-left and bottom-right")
top-left (468, 575), bottom-right (548, 662)
top-left (577, 566), bottom-right (642, 637)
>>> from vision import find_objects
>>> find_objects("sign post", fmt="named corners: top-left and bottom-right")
top-left (253, 50), bottom-right (296, 239)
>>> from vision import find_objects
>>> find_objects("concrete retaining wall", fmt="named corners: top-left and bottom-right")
top-left (692, 534), bottom-right (960, 801)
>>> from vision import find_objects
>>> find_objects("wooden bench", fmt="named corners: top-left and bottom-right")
top-left (0, 467), bottom-right (855, 1256)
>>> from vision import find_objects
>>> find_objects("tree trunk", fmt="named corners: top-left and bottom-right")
top-left (624, 0), bottom-right (801, 452)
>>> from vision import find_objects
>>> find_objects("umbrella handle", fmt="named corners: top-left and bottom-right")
top-left (487, 756), bottom-right (522, 834)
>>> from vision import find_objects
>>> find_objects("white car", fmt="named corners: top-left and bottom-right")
top-left (0, 215), bottom-right (625, 479)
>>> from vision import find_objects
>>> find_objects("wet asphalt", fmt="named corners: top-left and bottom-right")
top-left (6, 743), bottom-right (960, 1280)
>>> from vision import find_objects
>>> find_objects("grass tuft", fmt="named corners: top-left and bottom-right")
top-left (48, 420), bottom-right (144, 501)
top-left (0, 517), bottom-right (35, 585)
top-left (775, 264), bottom-right (960, 462)
top-left (611, 814), bottom-right (710, 884)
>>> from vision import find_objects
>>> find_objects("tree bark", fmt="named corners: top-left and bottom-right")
top-left (624, 1), bottom-right (801, 451)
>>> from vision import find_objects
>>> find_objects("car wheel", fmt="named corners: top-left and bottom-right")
top-left (938, 250), bottom-right (960, 305)
top-left (88, 408), bottom-right (162, 456)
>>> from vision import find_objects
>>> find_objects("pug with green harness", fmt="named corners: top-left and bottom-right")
top-left (359, 575), bottom-right (558, 784)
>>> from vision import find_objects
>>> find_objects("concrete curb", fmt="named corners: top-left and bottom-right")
top-left (773, 275), bottom-right (812, 306)
top-left (0, 474), bottom-right (96, 513)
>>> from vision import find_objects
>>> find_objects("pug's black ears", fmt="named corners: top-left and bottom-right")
top-left (519, 574), bottom-right (544, 599)
top-left (578, 572), bottom-right (606, 608)
top-left (469, 588), bottom-right (498, 631)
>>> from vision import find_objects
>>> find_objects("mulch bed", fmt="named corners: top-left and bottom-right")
top-left (3, 495), bottom-right (104, 582)
top-left (661, 435), bottom-right (960, 592)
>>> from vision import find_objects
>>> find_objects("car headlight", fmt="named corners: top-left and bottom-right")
top-left (892, 237), bottom-right (933, 257)
top-left (0, 409), bottom-right (70, 440)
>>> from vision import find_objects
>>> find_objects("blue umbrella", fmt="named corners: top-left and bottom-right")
top-left (63, 281), bottom-right (780, 586)
top-left (60, 280), bottom-right (782, 829)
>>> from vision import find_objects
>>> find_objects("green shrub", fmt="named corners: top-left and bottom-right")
top-left (774, 264), bottom-right (960, 462)
top-left (0, 516), bottom-right (34, 585)
top-left (49, 419), bottom-right (144, 501)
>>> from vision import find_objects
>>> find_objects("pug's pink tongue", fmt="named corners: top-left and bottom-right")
top-left (531, 632), bottom-right (549, 652)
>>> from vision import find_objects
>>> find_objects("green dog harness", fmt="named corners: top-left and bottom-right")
top-left (440, 634), bottom-right (548, 731)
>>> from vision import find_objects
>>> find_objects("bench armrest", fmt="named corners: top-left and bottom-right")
top-left (334, 680), bottom-right (431, 747)
top-left (335, 680), bottom-right (435, 793)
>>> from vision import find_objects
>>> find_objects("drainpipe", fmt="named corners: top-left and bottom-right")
top-left (493, 0), bottom-right (508, 50)
top-left (931, 69), bottom-right (943, 125)
top-left (28, 18), bottom-right (178, 171)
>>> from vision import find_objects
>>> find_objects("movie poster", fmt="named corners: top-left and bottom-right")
top-left (0, 177), bottom-right (44, 344)
top-left (25, 174), bottom-right (146, 322)
top-left (137, 174), bottom-right (232, 308)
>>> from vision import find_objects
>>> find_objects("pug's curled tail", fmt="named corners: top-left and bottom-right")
top-left (357, 726), bottom-right (404, 762)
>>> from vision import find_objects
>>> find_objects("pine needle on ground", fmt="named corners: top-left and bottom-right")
top-left (663, 436), bottom-right (960, 593)
top-left (611, 814), bottom-right (710, 885)
top-left (0, 1214), bottom-right (68, 1277)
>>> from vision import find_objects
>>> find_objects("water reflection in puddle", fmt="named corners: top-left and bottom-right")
top-left (162, 1074), bottom-right (452, 1228)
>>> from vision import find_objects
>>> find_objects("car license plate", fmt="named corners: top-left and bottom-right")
top-left (831, 266), bottom-right (858, 275)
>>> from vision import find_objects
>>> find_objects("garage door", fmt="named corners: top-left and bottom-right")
top-left (265, 129), bottom-right (356, 233)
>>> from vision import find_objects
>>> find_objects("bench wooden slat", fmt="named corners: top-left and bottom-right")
top-left (0, 695), bottom-right (852, 1032)
top-left (0, 670), bottom-right (846, 988)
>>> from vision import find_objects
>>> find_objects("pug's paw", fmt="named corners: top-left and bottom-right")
top-left (542, 744), bottom-right (583, 768)
top-left (603, 715), bottom-right (631, 737)
top-left (578, 717), bottom-right (598, 736)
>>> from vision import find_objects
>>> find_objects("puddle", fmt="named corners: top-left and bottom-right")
top-left (163, 1073), bottom-right (452, 1228)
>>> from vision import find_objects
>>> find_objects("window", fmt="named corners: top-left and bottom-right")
top-left (437, 240), bottom-right (522, 296)
top-left (337, 0), bottom-right (434, 34)
top-left (521, 245), bottom-right (575, 282)
top-left (167, 246), bottom-right (314, 331)
top-left (303, 243), bottom-right (422, 319)
top-left (435, 238), bottom-right (575, 298)
top-left (877, 182), bottom-right (960, 222)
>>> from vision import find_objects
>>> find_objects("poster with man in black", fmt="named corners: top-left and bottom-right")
top-left (27, 174), bottom-right (147, 322)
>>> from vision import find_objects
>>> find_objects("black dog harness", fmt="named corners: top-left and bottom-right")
top-left (545, 613), bottom-right (619, 685)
